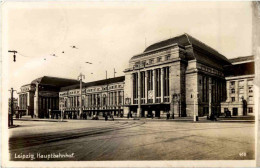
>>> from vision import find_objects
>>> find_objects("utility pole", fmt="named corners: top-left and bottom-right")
top-left (9, 88), bottom-right (16, 126)
top-left (8, 50), bottom-right (17, 62)
top-left (106, 71), bottom-right (108, 108)
top-left (78, 73), bottom-right (85, 118)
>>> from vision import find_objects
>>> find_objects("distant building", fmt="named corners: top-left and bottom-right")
top-left (59, 76), bottom-right (125, 117)
top-left (124, 33), bottom-right (231, 118)
top-left (18, 76), bottom-right (79, 118)
top-left (221, 56), bottom-right (255, 116)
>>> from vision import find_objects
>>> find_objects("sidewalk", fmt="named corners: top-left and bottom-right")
top-left (13, 115), bottom-right (255, 123)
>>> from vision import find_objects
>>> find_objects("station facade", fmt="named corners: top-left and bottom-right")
top-left (17, 34), bottom-right (255, 118)
top-left (59, 76), bottom-right (125, 117)
top-left (124, 34), bottom-right (230, 118)
top-left (18, 76), bottom-right (79, 118)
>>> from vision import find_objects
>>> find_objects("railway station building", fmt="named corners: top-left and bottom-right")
top-left (124, 33), bottom-right (231, 118)
top-left (18, 76), bottom-right (79, 118)
top-left (59, 76), bottom-right (125, 118)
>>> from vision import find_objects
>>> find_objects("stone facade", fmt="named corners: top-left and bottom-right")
top-left (221, 56), bottom-right (255, 116)
top-left (124, 34), bottom-right (230, 118)
top-left (59, 76), bottom-right (125, 118)
top-left (18, 84), bottom-right (35, 116)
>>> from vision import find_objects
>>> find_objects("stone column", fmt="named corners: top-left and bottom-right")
top-left (96, 94), bottom-right (98, 106)
top-left (26, 92), bottom-right (29, 115)
top-left (145, 110), bottom-right (148, 117)
top-left (137, 71), bottom-right (141, 117)
top-left (161, 68), bottom-right (164, 103)
top-left (34, 82), bottom-right (39, 118)
top-left (244, 79), bottom-right (248, 101)
top-left (131, 73), bottom-right (134, 105)
top-left (46, 98), bottom-right (49, 118)
top-left (145, 71), bottom-right (148, 104)
top-left (235, 81), bottom-right (239, 102)
top-left (117, 91), bottom-right (120, 105)
top-left (152, 69), bottom-right (156, 103)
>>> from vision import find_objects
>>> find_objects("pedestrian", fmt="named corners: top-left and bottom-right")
top-left (111, 114), bottom-right (114, 121)
top-left (19, 111), bottom-right (22, 119)
top-left (105, 114), bottom-right (108, 121)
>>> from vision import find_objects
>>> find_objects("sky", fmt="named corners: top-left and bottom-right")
top-left (2, 1), bottom-right (253, 97)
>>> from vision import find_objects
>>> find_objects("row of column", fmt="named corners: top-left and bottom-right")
top-left (40, 97), bottom-right (58, 110)
top-left (135, 67), bottom-right (167, 104)
top-left (19, 93), bottom-right (28, 110)
top-left (66, 91), bottom-right (123, 108)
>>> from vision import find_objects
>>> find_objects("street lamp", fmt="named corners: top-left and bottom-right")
top-left (78, 73), bottom-right (85, 118)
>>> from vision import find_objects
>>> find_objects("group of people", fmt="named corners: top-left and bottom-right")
top-left (104, 113), bottom-right (114, 121)
top-left (15, 111), bottom-right (23, 119)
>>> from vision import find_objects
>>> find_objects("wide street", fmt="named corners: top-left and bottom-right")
top-left (9, 119), bottom-right (255, 161)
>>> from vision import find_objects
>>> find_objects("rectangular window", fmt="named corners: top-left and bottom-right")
top-left (239, 88), bottom-right (244, 94)
top-left (114, 92), bottom-right (117, 105)
top-left (141, 61), bottom-right (146, 67)
top-left (231, 97), bottom-right (235, 102)
top-left (97, 94), bottom-right (100, 106)
top-left (165, 55), bottom-right (170, 60)
top-left (149, 59), bottom-right (154, 64)
top-left (239, 80), bottom-right (244, 87)
top-left (118, 91), bottom-right (122, 104)
top-left (147, 70), bottom-right (153, 103)
top-left (140, 71), bottom-right (145, 99)
top-left (248, 107), bottom-right (253, 113)
top-left (249, 86), bottom-right (253, 93)
top-left (157, 57), bottom-right (162, 62)
top-left (103, 95), bottom-right (106, 106)
top-left (231, 81), bottom-right (235, 86)
top-left (133, 73), bottom-right (138, 104)
top-left (249, 96), bottom-right (253, 102)
top-left (248, 80), bottom-right (253, 86)
top-left (163, 67), bottom-right (170, 102)
top-left (231, 88), bottom-right (235, 93)
top-left (155, 69), bottom-right (161, 103)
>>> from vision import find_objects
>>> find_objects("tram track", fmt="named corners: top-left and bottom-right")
top-left (9, 121), bottom-right (145, 150)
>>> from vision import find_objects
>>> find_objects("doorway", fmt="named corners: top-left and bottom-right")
top-left (232, 108), bottom-right (238, 116)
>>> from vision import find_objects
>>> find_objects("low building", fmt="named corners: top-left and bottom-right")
top-left (59, 76), bottom-right (125, 118)
top-left (221, 56), bottom-right (255, 116)
top-left (18, 76), bottom-right (79, 118)
top-left (124, 33), bottom-right (231, 118)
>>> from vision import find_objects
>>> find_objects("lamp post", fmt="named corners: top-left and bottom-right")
top-left (78, 73), bottom-right (85, 118)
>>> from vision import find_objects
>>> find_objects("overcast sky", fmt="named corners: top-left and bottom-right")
top-left (2, 1), bottom-right (252, 97)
